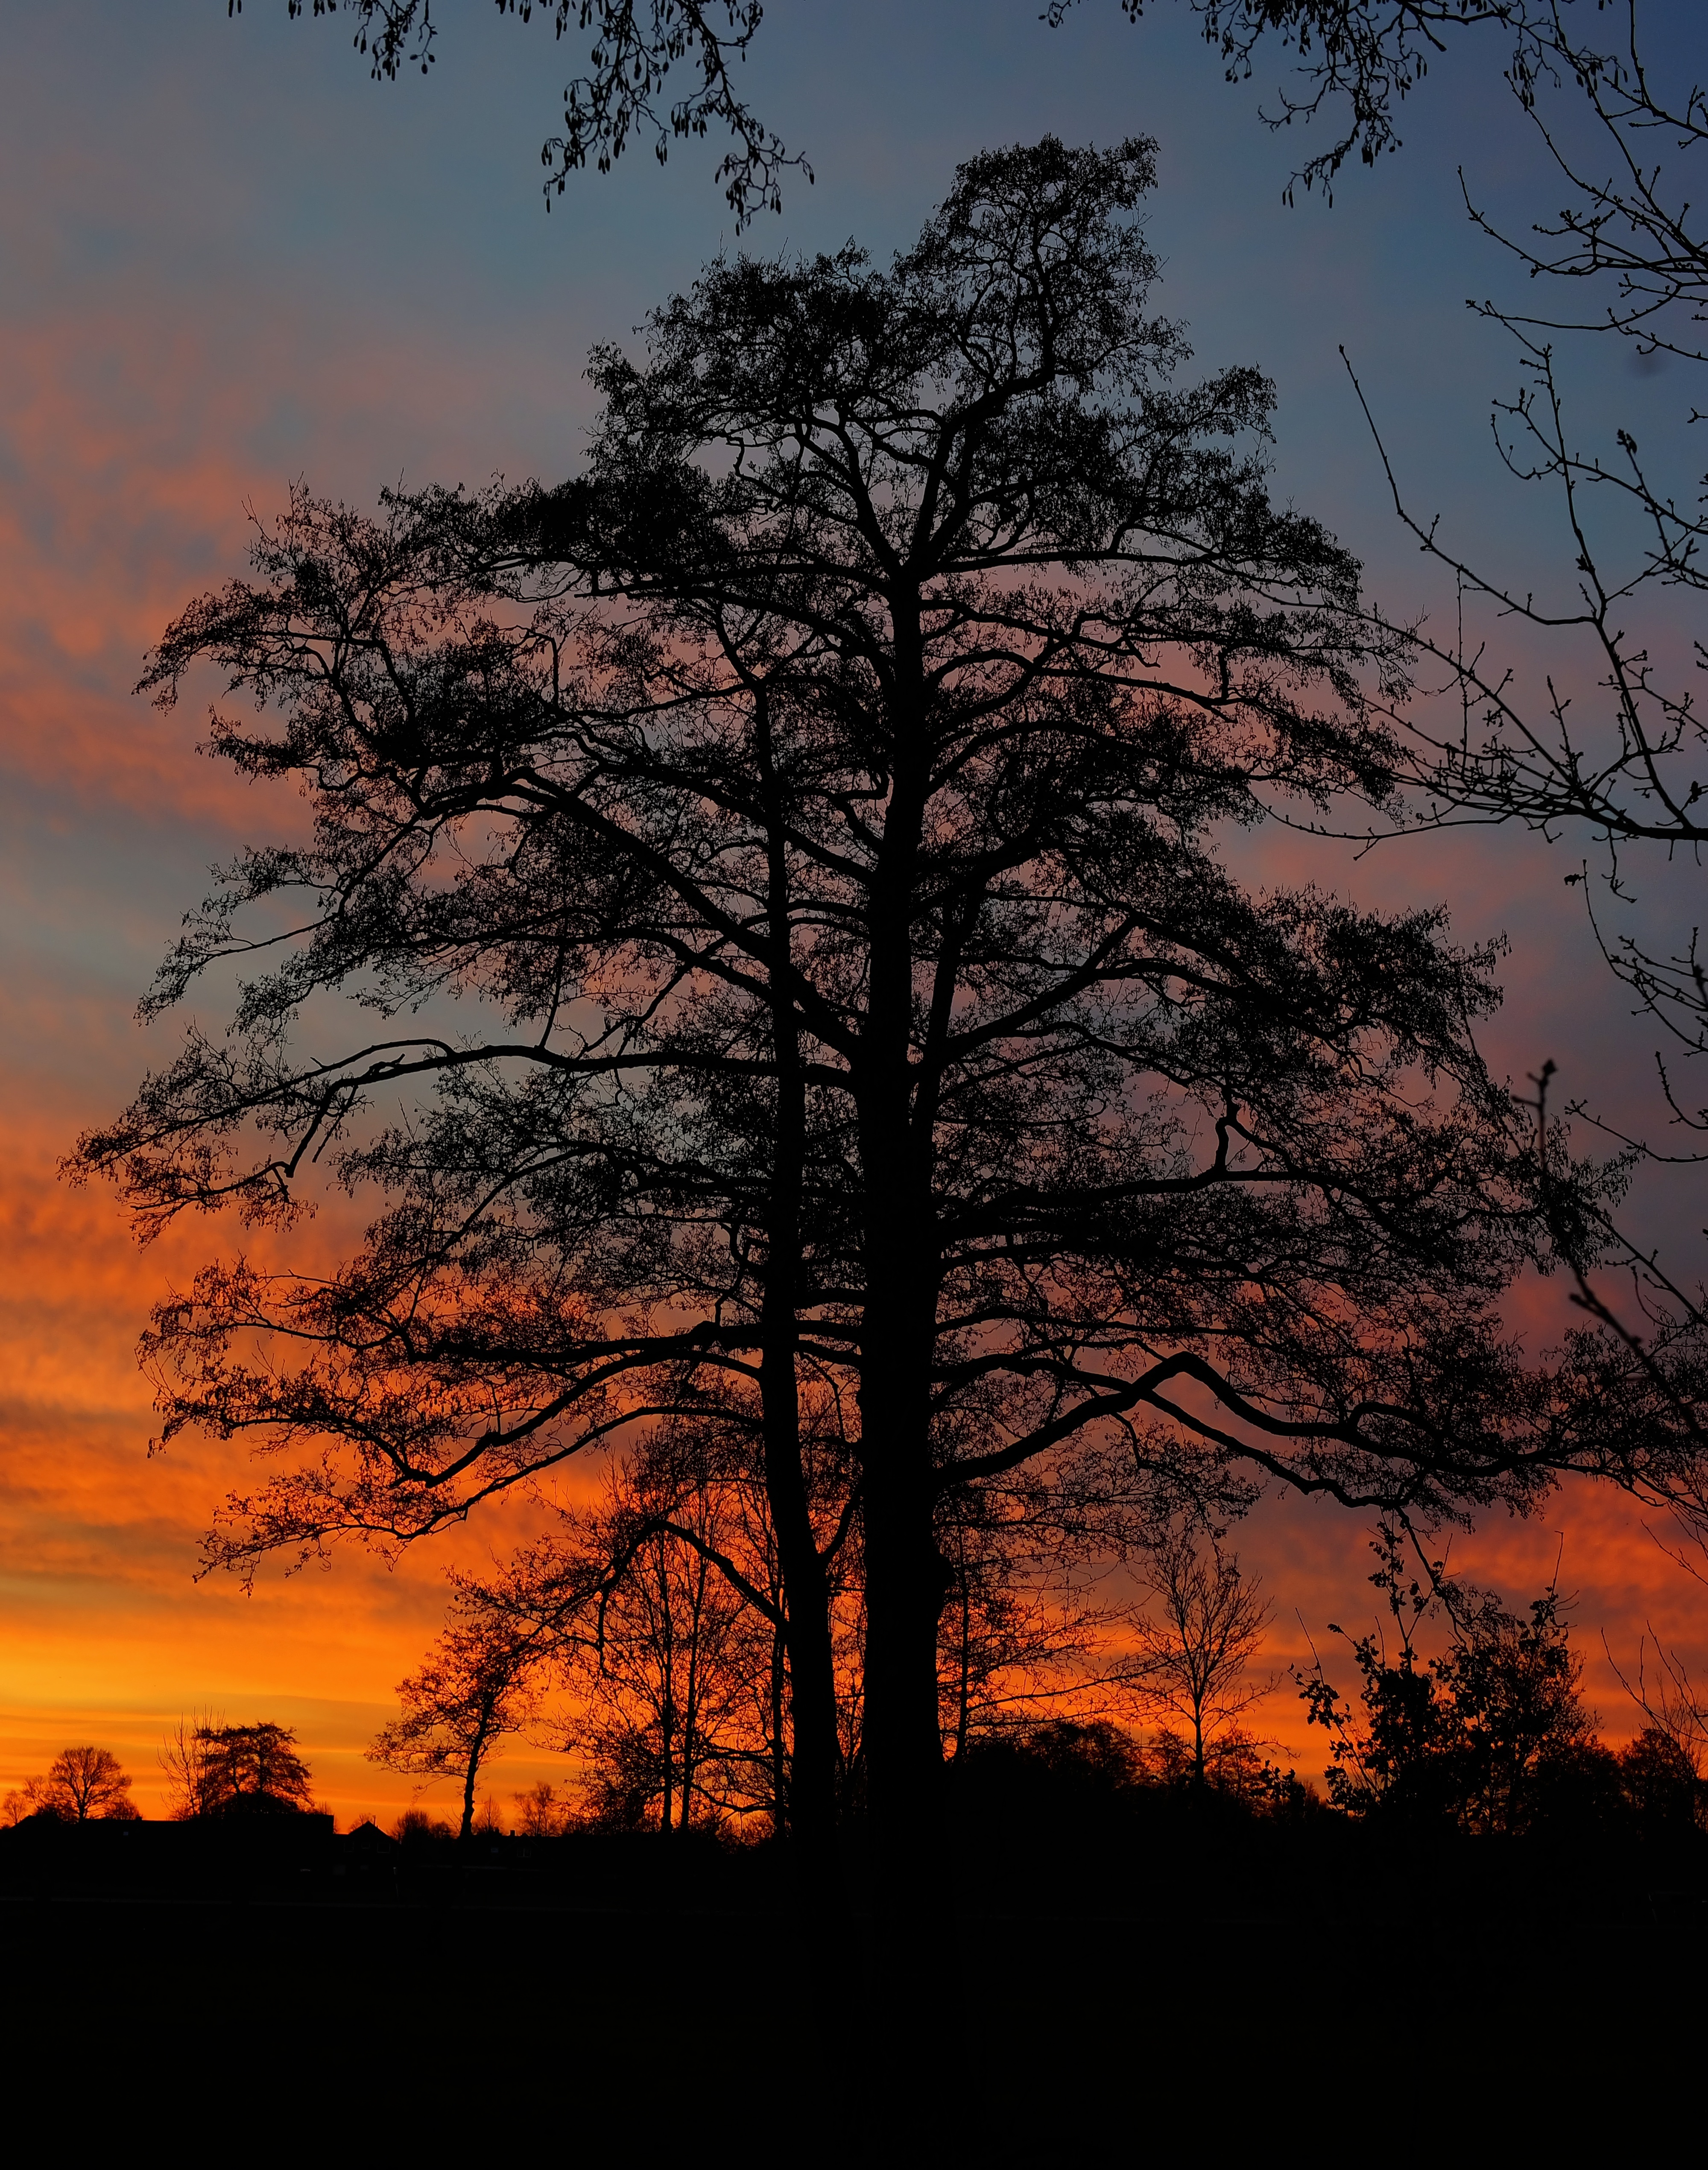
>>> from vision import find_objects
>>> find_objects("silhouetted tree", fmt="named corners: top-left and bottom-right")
top-left (1303, 1529), bottom-right (1606, 1832)
top-left (79, 138), bottom-right (1688, 2065)
top-left (574, 1518), bottom-right (766, 1833)
top-left (257, 8), bottom-right (1708, 1461)
top-left (369, 1619), bottom-right (539, 1840)
top-left (1298, 6), bottom-right (1708, 1432)
top-left (1141, 1717), bottom-right (1298, 1800)
top-left (194, 1723), bottom-right (317, 1816)
top-left (1609, 1628), bottom-right (1708, 1788)
top-left (23, 1747), bottom-right (139, 1823)
top-left (512, 1778), bottom-right (573, 1835)
top-left (471, 1435), bottom-right (792, 1834)
top-left (1123, 1533), bottom-right (1275, 1785)
top-left (1301, 1607), bottom-right (1456, 1822)
top-left (1435, 1582), bottom-right (1600, 1833)
top-left (392, 1806), bottom-right (456, 1842)
top-left (953, 1717), bottom-right (1148, 1840)
top-left (1617, 1725), bottom-right (1704, 1838)
top-left (159, 1711), bottom-right (226, 1820)
top-left (938, 1494), bottom-right (1112, 1765)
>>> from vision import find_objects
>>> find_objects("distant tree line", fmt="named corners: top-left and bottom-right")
top-left (368, 1514), bottom-right (1708, 1858)
top-left (3, 1722), bottom-right (325, 1827)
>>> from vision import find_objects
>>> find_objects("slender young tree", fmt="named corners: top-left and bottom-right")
top-left (159, 1713), bottom-right (224, 1820)
top-left (458, 1424), bottom-right (804, 1834)
top-left (76, 139), bottom-right (1689, 2073)
top-left (369, 1620), bottom-right (540, 1840)
top-left (1123, 1532), bottom-right (1275, 1785)
top-left (566, 1463), bottom-right (772, 1833)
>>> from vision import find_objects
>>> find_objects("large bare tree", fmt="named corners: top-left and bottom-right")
top-left (75, 138), bottom-right (1685, 2090)
top-left (26, 1746), bottom-right (137, 1823)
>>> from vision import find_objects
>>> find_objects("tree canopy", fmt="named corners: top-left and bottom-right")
top-left (193, 1723), bottom-right (318, 1815)
top-left (23, 1747), bottom-right (138, 1823)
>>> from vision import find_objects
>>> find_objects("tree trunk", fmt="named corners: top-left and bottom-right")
top-left (859, 1300), bottom-right (955, 2136)
top-left (459, 1741), bottom-right (480, 1842)
top-left (769, 1612), bottom-right (787, 1840)
top-left (760, 1146), bottom-right (846, 2045)
top-left (852, 666), bottom-right (961, 2128)
top-left (659, 1664), bottom-right (675, 1837)
top-left (756, 729), bottom-right (844, 1932)
top-left (954, 1534), bottom-right (972, 1766)
top-left (857, 1128), bottom-right (955, 2119)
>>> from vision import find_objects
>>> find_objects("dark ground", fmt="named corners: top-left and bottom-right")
top-left (3, 1812), bottom-right (1699, 2157)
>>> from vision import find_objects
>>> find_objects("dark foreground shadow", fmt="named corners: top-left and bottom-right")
top-left (3, 1805), bottom-right (1701, 2156)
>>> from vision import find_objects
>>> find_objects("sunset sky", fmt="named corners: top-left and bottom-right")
top-left (3, 0), bottom-right (1704, 1825)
